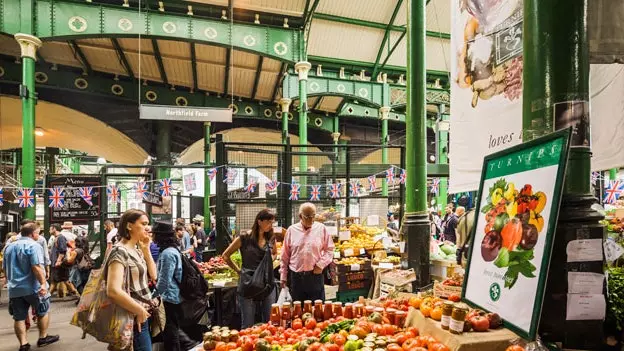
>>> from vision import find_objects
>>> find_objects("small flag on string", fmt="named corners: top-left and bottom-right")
top-left (289, 184), bottom-right (300, 200)
top-left (136, 181), bottom-right (148, 200)
top-left (224, 168), bottom-right (237, 185)
top-left (385, 167), bottom-right (395, 185)
top-left (245, 180), bottom-right (257, 193)
top-left (265, 180), bottom-right (280, 191)
top-left (431, 178), bottom-right (440, 195)
top-left (208, 168), bottom-right (217, 181)
top-left (17, 188), bottom-right (35, 208)
top-left (309, 185), bottom-right (321, 201)
top-left (48, 187), bottom-right (65, 208)
top-left (329, 183), bottom-right (342, 199)
top-left (79, 187), bottom-right (94, 206)
top-left (591, 171), bottom-right (600, 185)
top-left (399, 169), bottom-right (407, 184)
top-left (0, 188), bottom-right (3, 206)
top-left (604, 180), bottom-right (623, 204)
top-left (367, 176), bottom-right (377, 192)
top-left (350, 180), bottom-right (360, 197)
top-left (159, 178), bottom-right (172, 197)
top-left (107, 185), bottom-right (121, 203)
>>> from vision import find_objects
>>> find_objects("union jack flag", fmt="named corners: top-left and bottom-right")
top-left (309, 185), bottom-right (321, 201)
top-left (0, 188), bottom-right (3, 206)
top-left (350, 180), bottom-right (360, 197)
top-left (431, 178), bottom-right (440, 195)
top-left (208, 168), bottom-right (217, 181)
top-left (79, 187), bottom-right (94, 206)
top-left (17, 188), bottom-right (34, 208)
top-left (329, 183), bottom-right (342, 199)
top-left (265, 180), bottom-right (280, 191)
top-left (591, 172), bottom-right (600, 185)
top-left (399, 169), bottom-right (407, 184)
top-left (385, 167), bottom-right (395, 185)
top-left (245, 181), bottom-right (257, 193)
top-left (48, 187), bottom-right (65, 208)
top-left (136, 181), bottom-right (148, 200)
top-left (224, 168), bottom-right (237, 185)
top-left (159, 178), bottom-right (172, 197)
top-left (289, 184), bottom-right (300, 200)
top-left (107, 185), bottom-right (121, 203)
top-left (604, 180), bottom-right (624, 204)
top-left (367, 176), bottom-right (377, 192)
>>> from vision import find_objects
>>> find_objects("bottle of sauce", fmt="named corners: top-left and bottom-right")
top-left (386, 308), bottom-right (396, 325)
top-left (353, 303), bottom-right (363, 318)
top-left (313, 300), bottom-right (324, 322)
top-left (395, 310), bottom-right (407, 328)
top-left (303, 300), bottom-right (313, 315)
top-left (343, 303), bottom-right (354, 319)
top-left (281, 303), bottom-right (292, 328)
top-left (293, 301), bottom-right (302, 321)
top-left (323, 301), bottom-right (333, 321)
top-left (333, 302), bottom-right (343, 318)
top-left (441, 301), bottom-right (454, 330)
top-left (270, 303), bottom-right (281, 326)
top-left (450, 303), bottom-right (468, 335)
top-left (365, 306), bottom-right (375, 316)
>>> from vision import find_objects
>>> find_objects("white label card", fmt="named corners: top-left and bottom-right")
top-left (333, 251), bottom-right (341, 259)
top-left (568, 272), bottom-right (604, 294)
top-left (212, 281), bottom-right (226, 287)
top-left (326, 226), bottom-right (338, 237)
top-left (339, 231), bottom-right (351, 241)
top-left (604, 239), bottom-right (624, 262)
top-left (344, 248), bottom-right (354, 257)
top-left (379, 262), bottom-right (394, 269)
top-left (566, 294), bottom-right (606, 321)
top-left (566, 239), bottom-right (603, 262)
top-left (350, 264), bottom-right (361, 271)
top-left (399, 241), bottom-right (406, 253)
top-left (359, 248), bottom-right (366, 255)
top-left (367, 215), bottom-right (380, 226)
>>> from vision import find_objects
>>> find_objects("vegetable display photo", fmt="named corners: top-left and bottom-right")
top-left (462, 130), bottom-right (571, 340)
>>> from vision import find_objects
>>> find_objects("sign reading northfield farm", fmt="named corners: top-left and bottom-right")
top-left (139, 105), bottom-right (233, 123)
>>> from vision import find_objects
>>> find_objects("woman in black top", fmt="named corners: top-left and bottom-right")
top-left (222, 209), bottom-right (277, 328)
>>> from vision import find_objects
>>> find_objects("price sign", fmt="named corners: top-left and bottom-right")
top-left (339, 231), bottom-right (351, 241)
top-left (604, 239), bottom-right (624, 262)
top-left (343, 248), bottom-right (354, 257)
top-left (326, 226), bottom-right (338, 237)
top-left (350, 264), bottom-right (361, 271)
top-left (333, 251), bottom-right (341, 259)
top-left (379, 262), bottom-right (394, 269)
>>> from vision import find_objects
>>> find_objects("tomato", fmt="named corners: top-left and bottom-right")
top-left (313, 329), bottom-right (321, 337)
top-left (404, 331), bottom-right (416, 340)
top-left (241, 338), bottom-right (254, 351)
top-left (383, 324), bottom-right (396, 336)
top-left (505, 346), bottom-right (526, 351)
top-left (338, 330), bottom-right (349, 339)
top-left (394, 332), bottom-right (407, 345)
top-left (334, 335), bottom-right (346, 346)
top-left (325, 343), bottom-right (339, 351)
top-left (469, 316), bottom-right (490, 332)
top-left (372, 323), bottom-right (385, 336)
top-left (430, 307), bottom-right (443, 321)
top-left (215, 342), bottom-right (227, 351)
top-left (317, 322), bottom-right (328, 330)
top-left (287, 338), bottom-right (296, 345)
top-left (387, 344), bottom-right (403, 351)
top-left (306, 330), bottom-right (314, 337)
top-left (305, 318), bottom-right (317, 330)
top-left (297, 328), bottom-right (306, 335)
top-left (429, 343), bottom-right (450, 351)
top-left (448, 294), bottom-right (461, 302)
top-left (309, 342), bottom-right (322, 351)
top-left (406, 327), bottom-right (419, 337)
top-left (264, 336), bottom-right (274, 343)
top-left (318, 346), bottom-right (329, 351)
top-left (328, 334), bottom-right (337, 343)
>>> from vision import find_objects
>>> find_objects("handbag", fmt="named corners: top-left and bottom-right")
top-left (238, 241), bottom-right (274, 301)
top-left (70, 247), bottom-right (134, 350)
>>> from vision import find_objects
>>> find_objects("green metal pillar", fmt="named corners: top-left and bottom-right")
top-left (436, 111), bottom-right (449, 211)
top-left (381, 80), bottom-right (390, 197)
top-left (338, 139), bottom-right (348, 164)
top-left (609, 168), bottom-right (619, 181)
top-left (15, 33), bottom-right (42, 220)
top-left (332, 116), bottom-right (340, 158)
top-left (404, 0), bottom-right (430, 288)
top-left (155, 120), bottom-right (171, 179)
top-left (295, 61), bottom-right (311, 195)
top-left (279, 98), bottom-right (291, 144)
top-left (71, 157), bottom-right (81, 173)
top-left (204, 122), bottom-right (211, 230)
top-left (524, 0), bottom-right (603, 347)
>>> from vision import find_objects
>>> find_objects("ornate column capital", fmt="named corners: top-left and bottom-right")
top-left (331, 132), bottom-right (341, 143)
top-left (279, 98), bottom-right (292, 112)
top-left (379, 106), bottom-right (391, 120)
top-left (14, 34), bottom-right (42, 60)
top-left (294, 61), bottom-right (312, 81)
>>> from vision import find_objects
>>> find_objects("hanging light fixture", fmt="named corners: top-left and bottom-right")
top-left (35, 127), bottom-right (45, 136)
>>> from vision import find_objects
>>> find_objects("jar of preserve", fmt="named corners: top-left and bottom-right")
top-left (323, 301), bottom-right (333, 321)
top-left (343, 303), bottom-right (354, 319)
top-left (333, 302), bottom-right (343, 318)
top-left (270, 303), bottom-right (281, 326)
top-left (313, 300), bottom-right (324, 322)
top-left (365, 306), bottom-right (375, 316)
top-left (450, 303), bottom-right (469, 335)
top-left (395, 310), bottom-right (407, 328)
top-left (281, 303), bottom-right (292, 328)
top-left (303, 300), bottom-right (313, 315)
top-left (441, 301), bottom-right (454, 330)
top-left (386, 308), bottom-right (396, 325)
top-left (293, 301), bottom-right (302, 320)
top-left (374, 307), bottom-right (384, 316)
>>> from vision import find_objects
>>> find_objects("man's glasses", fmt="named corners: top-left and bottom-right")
top-left (301, 214), bottom-right (316, 220)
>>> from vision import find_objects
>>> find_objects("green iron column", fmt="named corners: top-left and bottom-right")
top-left (524, 0), bottom-right (603, 347)
top-left (609, 168), bottom-right (619, 181)
top-left (381, 78), bottom-right (390, 196)
top-left (155, 120), bottom-right (171, 180)
top-left (404, 0), bottom-right (430, 288)
top-left (279, 98), bottom-right (292, 144)
top-left (295, 62), bottom-right (311, 195)
top-left (71, 157), bottom-right (81, 173)
top-left (204, 122), bottom-right (211, 230)
top-left (332, 116), bottom-right (340, 158)
top-left (15, 33), bottom-right (42, 220)
top-left (436, 109), bottom-right (449, 211)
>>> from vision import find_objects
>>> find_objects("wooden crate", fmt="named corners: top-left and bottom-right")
top-left (433, 281), bottom-right (463, 299)
top-left (430, 259), bottom-right (459, 281)
top-left (334, 261), bottom-right (372, 273)
top-left (337, 270), bottom-right (373, 283)
top-left (338, 279), bottom-right (372, 292)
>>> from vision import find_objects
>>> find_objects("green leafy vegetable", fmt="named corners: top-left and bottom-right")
top-left (494, 247), bottom-right (510, 268)
top-left (501, 248), bottom-right (536, 289)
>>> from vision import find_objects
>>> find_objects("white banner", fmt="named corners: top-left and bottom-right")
top-left (450, 1), bottom-right (525, 193)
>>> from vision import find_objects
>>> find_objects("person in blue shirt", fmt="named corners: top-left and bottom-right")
top-left (3, 222), bottom-right (59, 351)
top-left (154, 221), bottom-right (196, 351)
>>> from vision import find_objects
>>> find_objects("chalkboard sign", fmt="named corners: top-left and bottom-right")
top-left (142, 191), bottom-right (163, 207)
top-left (46, 174), bottom-right (101, 222)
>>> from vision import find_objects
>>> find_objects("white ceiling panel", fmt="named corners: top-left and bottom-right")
top-left (117, 38), bottom-right (154, 54)
top-left (38, 42), bottom-right (83, 69)
top-left (307, 20), bottom-right (384, 63)
top-left (185, 0), bottom-right (305, 16)
top-left (232, 50), bottom-right (259, 70)
top-left (255, 71), bottom-right (279, 101)
top-left (123, 51), bottom-right (161, 82)
top-left (318, 96), bottom-right (343, 112)
top-left (384, 34), bottom-right (450, 72)
top-left (426, 0), bottom-right (451, 33)
top-left (156, 40), bottom-right (191, 61)
top-left (197, 62), bottom-right (225, 93)
top-left (262, 57), bottom-right (283, 73)
top-left (316, 0), bottom-right (398, 24)
top-left (162, 57), bottom-right (193, 88)
top-left (195, 44), bottom-right (226, 65)
top-left (78, 45), bottom-right (126, 76)
top-left (0, 35), bottom-right (21, 57)
top-left (228, 69), bottom-right (255, 97)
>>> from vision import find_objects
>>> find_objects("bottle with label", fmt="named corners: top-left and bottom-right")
top-left (293, 301), bottom-right (302, 321)
top-left (450, 303), bottom-right (468, 335)
top-left (353, 303), bottom-right (363, 318)
top-left (313, 300), bottom-right (324, 322)
top-left (281, 303), bottom-right (292, 328)
top-left (303, 300), bottom-right (313, 315)
top-left (343, 303), bottom-right (354, 319)
top-left (333, 302), bottom-right (343, 318)
top-left (270, 303), bottom-right (281, 326)
top-left (441, 301), bottom-right (454, 330)
top-left (395, 310), bottom-right (407, 328)
top-left (323, 301), bottom-right (333, 321)
top-left (386, 308), bottom-right (396, 325)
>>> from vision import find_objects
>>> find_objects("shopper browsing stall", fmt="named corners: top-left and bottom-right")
top-left (280, 203), bottom-right (335, 302)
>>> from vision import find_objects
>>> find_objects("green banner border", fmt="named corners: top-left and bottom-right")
top-left (461, 128), bottom-right (572, 341)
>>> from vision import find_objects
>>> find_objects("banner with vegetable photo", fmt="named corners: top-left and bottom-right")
top-left (463, 129), bottom-right (571, 340)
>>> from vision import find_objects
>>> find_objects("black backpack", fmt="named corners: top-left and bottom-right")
top-left (178, 251), bottom-right (209, 300)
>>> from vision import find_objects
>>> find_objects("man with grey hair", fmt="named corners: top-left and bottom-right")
top-left (280, 203), bottom-right (335, 302)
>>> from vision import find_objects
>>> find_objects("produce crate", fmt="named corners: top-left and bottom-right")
top-left (334, 261), bottom-right (372, 273)
top-left (336, 288), bottom-right (369, 303)
top-left (433, 281), bottom-right (463, 299)
top-left (429, 259), bottom-right (458, 281)
top-left (338, 279), bottom-right (372, 292)
top-left (338, 270), bottom-right (373, 283)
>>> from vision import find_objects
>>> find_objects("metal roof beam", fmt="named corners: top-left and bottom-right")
top-left (68, 40), bottom-right (92, 75)
top-left (111, 38), bottom-right (134, 79)
top-left (379, 31), bottom-right (406, 74)
top-left (311, 96), bottom-right (323, 111)
top-left (372, 0), bottom-right (404, 78)
top-left (151, 39), bottom-right (169, 86)
top-left (224, 48), bottom-right (231, 95)
top-left (303, 0), bottom-right (321, 28)
top-left (190, 43), bottom-right (198, 91)
top-left (251, 56), bottom-right (264, 100)
top-left (271, 62), bottom-right (287, 102)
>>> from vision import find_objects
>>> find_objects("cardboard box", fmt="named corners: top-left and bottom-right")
top-left (338, 279), bottom-right (372, 292)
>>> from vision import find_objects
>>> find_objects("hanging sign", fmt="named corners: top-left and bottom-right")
top-left (142, 191), bottom-right (163, 207)
top-left (139, 104), bottom-right (233, 123)
top-left (46, 174), bottom-right (101, 222)
top-left (462, 129), bottom-right (571, 340)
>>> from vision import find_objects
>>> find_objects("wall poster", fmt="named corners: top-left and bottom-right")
top-left (462, 128), bottom-right (571, 340)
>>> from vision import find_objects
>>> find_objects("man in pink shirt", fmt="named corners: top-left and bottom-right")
top-left (280, 203), bottom-right (335, 302)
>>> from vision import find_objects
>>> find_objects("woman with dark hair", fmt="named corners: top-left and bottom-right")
top-left (105, 209), bottom-right (157, 351)
top-left (222, 209), bottom-right (277, 328)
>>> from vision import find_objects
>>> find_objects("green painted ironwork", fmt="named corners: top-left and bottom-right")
top-left (251, 56), bottom-right (264, 100)
top-left (68, 40), bottom-right (92, 75)
top-left (151, 39), bottom-right (169, 86)
top-left (111, 38), bottom-right (134, 79)
top-left (372, 0), bottom-right (404, 78)
top-left (271, 62), bottom-right (287, 102)
top-left (190, 42), bottom-right (198, 91)
top-left (224, 48), bottom-right (231, 95)
top-left (0, 0), bottom-right (303, 63)
top-left (204, 122), bottom-right (211, 231)
top-left (21, 53), bottom-right (36, 219)
top-left (283, 72), bottom-right (384, 107)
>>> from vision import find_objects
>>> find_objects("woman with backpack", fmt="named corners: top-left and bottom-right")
top-left (222, 209), bottom-right (277, 328)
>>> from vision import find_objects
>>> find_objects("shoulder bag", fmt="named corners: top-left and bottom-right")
top-left (238, 239), bottom-right (274, 301)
